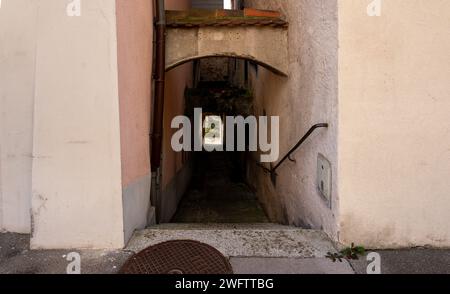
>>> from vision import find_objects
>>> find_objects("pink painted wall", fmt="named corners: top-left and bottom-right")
top-left (116, 0), bottom-right (153, 187)
top-left (116, 0), bottom-right (192, 188)
top-left (116, 0), bottom-right (193, 224)
top-left (162, 0), bottom-right (193, 188)
top-left (162, 67), bottom-right (193, 187)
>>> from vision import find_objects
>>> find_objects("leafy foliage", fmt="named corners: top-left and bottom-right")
top-left (326, 243), bottom-right (366, 263)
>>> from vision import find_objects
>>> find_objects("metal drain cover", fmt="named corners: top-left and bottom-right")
top-left (120, 240), bottom-right (233, 274)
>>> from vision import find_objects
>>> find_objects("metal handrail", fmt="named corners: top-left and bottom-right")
top-left (258, 123), bottom-right (329, 177)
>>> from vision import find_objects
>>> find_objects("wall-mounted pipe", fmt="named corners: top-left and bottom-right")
top-left (151, 0), bottom-right (166, 172)
top-left (149, 0), bottom-right (166, 224)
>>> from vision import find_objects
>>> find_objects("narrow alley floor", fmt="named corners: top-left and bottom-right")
top-left (172, 152), bottom-right (269, 223)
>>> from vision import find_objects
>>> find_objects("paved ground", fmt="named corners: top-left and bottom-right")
top-left (349, 249), bottom-right (450, 274)
top-left (172, 152), bottom-right (269, 223)
top-left (0, 233), bottom-right (132, 274)
top-left (230, 258), bottom-right (354, 274)
top-left (1, 232), bottom-right (449, 274)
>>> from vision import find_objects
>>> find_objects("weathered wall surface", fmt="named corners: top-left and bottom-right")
top-left (0, 0), bottom-right (39, 233)
top-left (245, 0), bottom-right (339, 240)
top-left (166, 26), bottom-right (288, 76)
top-left (116, 0), bottom-right (154, 243)
top-left (30, 0), bottom-right (124, 249)
top-left (338, 0), bottom-right (450, 247)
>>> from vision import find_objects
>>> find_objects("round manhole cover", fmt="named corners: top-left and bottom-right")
top-left (120, 240), bottom-right (233, 274)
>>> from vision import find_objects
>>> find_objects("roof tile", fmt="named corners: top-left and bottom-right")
top-left (166, 9), bottom-right (288, 29)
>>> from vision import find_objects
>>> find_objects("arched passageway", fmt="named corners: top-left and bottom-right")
top-left (171, 78), bottom-right (269, 223)
top-left (165, 9), bottom-right (289, 76)
top-left (158, 9), bottom-right (289, 224)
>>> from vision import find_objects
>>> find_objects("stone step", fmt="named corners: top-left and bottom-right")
top-left (126, 223), bottom-right (338, 258)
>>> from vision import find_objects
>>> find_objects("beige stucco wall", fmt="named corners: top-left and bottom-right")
top-left (0, 0), bottom-right (39, 233)
top-left (0, 0), bottom-right (192, 247)
top-left (30, 0), bottom-right (124, 249)
top-left (1, 0), bottom-right (158, 247)
top-left (338, 0), bottom-right (450, 248)
top-left (245, 0), bottom-right (340, 239)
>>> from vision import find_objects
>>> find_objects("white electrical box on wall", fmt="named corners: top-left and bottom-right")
top-left (317, 154), bottom-right (332, 208)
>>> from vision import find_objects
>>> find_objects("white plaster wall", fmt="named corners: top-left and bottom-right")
top-left (30, 0), bottom-right (124, 249)
top-left (0, 0), bottom-right (39, 233)
top-left (245, 0), bottom-right (339, 239)
top-left (338, 0), bottom-right (450, 247)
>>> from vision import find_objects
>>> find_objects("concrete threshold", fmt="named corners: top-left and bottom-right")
top-left (127, 223), bottom-right (337, 258)
top-left (127, 224), bottom-right (355, 274)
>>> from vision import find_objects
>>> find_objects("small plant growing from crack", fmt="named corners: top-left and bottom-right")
top-left (326, 243), bottom-right (366, 262)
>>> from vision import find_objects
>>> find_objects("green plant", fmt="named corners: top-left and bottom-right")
top-left (341, 243), bottom-right (366, 260)
top-left (326, 243), bottom-right (366, 263)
